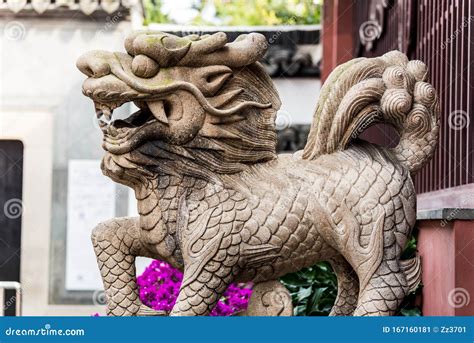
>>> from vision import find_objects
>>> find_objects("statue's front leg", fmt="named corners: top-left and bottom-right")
top-left (169, 247), bottom-right (239, 316)
top-left (91, 217), bottom-right (155, 316)
top-left (170, 273), bottom-right (234, 316)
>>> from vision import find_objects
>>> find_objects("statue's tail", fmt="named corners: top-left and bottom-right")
top-left (302, 51), bottom-right (440, 175)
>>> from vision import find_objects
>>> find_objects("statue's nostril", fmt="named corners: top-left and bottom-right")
top-left (83, 66), bottom-right (94, 77)
top-left (76, 56), bottom-right (93, 77)
top-left (76, 50), bottom-right (112, 78)
top-left (90, 62), bottom-right (111, 78)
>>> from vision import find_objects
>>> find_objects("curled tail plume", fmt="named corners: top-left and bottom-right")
top-left (302, 51), bottom-right (440, 175)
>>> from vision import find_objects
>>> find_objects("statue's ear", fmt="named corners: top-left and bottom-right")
top-left (189, 65), bottom-right (233, 97)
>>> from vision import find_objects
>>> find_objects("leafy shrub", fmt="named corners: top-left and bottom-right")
top-left (280, 262), bottom-right (337, 316)
top-left (143, 0), bottom-right (322, 26)
top-left (211, 0), bottom-right (322, 26)
top-left (280, 229), bottom-right (422, 316)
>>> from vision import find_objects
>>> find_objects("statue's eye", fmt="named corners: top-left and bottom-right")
top-left (131, 54), bottom-right (160, 78)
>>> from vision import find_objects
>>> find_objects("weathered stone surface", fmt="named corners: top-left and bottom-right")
top-left (77, 31), bottom-right (439, 316)
top-left (244, 280), bottom-right (293, 316)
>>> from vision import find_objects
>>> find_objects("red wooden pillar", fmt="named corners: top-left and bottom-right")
top-left (321, 0), bottom-right (356, 82)
top-left (418, 217), bottom-right (474, 315)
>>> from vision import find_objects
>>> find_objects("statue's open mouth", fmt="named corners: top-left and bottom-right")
top-left (94, 97), bottom-right (177, 153)
top-left (77, 31), bottom-right (274, 155)
top-left (95, 99), bottom-right (169, 135)
top-left (89, 79), bottom-right (273, 155)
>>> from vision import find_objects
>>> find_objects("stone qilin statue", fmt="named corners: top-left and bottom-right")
top-left (77, 31), bottom-right (439, 316)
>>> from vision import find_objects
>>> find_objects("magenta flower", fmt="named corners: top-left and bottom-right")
top-left (137, 260), bottom-right (252, 316)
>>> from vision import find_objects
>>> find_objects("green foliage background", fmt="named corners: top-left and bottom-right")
top-left (280, 229), bottom-right (422, 316)
top-left (210, 0), bottom-right (321, 26)
top-left (143, 0), bottom-right (322, 26)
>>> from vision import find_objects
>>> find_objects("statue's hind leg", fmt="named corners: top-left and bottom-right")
top-left (328, 255), bottom-right (359, 316)
top-left (91, 217), bottom-right (157, 316)
top-left (353, 260), bottom-right (408, 316)
top-left (326, 206), bottom-right (411, 316)
top-left (350, 204), bottom-right (418, 316)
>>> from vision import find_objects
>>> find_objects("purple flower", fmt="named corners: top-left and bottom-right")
top-left (137, 260), bottom-right (252, 316)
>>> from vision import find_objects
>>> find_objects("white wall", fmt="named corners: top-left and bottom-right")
top-left (274, 78), bottom-right (321, 125)
top-left (0, 16), bottom-right (132, 316)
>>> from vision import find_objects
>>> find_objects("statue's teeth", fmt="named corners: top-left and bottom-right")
top-left (98, 120), bottom-right (108, 133)
top-left (110, 102), bottom-right (121, 110)
top-left (148, 100), bottom-right (168, 124)
top-left (102, 108), bottom-right (112, 121)
top-left (108, 125), bottom-right (118, 135)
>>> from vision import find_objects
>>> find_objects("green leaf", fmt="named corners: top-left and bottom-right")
top-left (294, 304), bottom-right (307, 316)
top-left (400, 307), bottom-right (421, 316)
top-left (280, 273), bottom-right (310, 287)
top-left (306, 287), bottom-right (327, 315)
top-left (296, 286), bottom-right (313, 302)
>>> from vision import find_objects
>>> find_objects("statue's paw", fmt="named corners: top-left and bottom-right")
top-left (137, 304), bottom-right (168, 316)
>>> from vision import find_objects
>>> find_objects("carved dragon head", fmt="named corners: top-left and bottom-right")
top-left (77, 31), bottom-right (280, 186)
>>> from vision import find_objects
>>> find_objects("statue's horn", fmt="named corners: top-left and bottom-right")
top-left (124, 31), bottom-right (268, 69)
top-left (179, 32), bottom-right (268, 68)
top-left (125, 32), bottom-right (192, 67)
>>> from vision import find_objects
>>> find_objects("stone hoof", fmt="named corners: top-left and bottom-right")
top-left (137, 304), bottom-right (168, 316)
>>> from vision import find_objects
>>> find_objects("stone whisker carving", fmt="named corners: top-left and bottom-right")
top-left (77, 31), bottom-right (439, 316)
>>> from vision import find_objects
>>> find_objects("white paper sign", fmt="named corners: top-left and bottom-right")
top-left (65, 159), bottom-right (116, 290)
